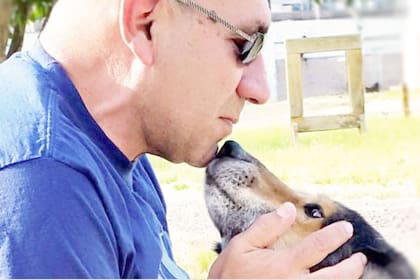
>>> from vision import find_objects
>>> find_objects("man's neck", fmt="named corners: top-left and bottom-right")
top-left (40, 33), bottom-right (147, 161)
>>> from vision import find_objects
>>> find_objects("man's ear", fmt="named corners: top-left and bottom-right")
top-left (120, 0), bottom-right (158, 66)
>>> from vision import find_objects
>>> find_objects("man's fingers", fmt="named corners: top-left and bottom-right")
top-left (238, 202), bottom-right (297, 249)
top-left (306, 252), bottom-right (367, 279)
top-left (292, 221), bottom-right (354, 268)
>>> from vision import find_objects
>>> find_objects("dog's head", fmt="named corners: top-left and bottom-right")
top-left (205, 141), bottom-right (417, 278)
top-left (205, 141), bottom-right (338, 251)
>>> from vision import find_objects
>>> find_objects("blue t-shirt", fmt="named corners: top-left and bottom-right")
top-left (0, 42), bottom-right (189, 278)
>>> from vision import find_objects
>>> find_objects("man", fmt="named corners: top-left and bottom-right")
top-left (0, 0), bottom-right (366, 278)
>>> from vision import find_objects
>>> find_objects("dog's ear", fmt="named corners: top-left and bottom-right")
top-left (362, 243), bottom-right (391, 266)
top-left (310, 243), bottom-right (353, 272)
top-left (349, 216), bottom-right (394, 267)
top-left (362, 243), bottom-right (417, 279)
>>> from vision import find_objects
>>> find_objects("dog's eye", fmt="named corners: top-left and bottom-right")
top-left (311, 209), bottom-right (323, 218)
top-left (304, 203), bottom-right (325, 219)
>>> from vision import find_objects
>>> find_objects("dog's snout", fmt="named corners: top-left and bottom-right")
top-left (217, 141), bottom-right (240, 158)
top-left (216, 141), bottom-right (251, 161)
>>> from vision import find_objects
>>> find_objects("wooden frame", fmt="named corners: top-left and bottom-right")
top-left (285, 34), bottom-right (366, 143)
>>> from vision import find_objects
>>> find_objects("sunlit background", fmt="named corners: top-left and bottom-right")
top-left (4, 0), bottom-right (420, 278)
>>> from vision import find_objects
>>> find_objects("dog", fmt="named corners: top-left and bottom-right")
top-left (204, 140), bottom-right (417, 279)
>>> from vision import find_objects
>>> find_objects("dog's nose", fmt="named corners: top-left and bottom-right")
top-left (216, 141), bottom-right (251, 161)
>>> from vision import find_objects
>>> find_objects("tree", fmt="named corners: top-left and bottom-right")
top-left (0, 0), bottom-right (13, 61)
top-left (0, 0), bottom-right (56, 62)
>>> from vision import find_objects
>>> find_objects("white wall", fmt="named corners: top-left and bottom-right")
top-left (403, 0), bottom-right (420, 90)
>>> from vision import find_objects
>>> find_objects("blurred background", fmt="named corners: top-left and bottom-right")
top-left (263, 0), bottom-right (418, 100)
top-left (1, 0), bottom-right (420, 278)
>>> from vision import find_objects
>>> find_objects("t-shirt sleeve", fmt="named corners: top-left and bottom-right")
top-left (0, 157), bottom-right (119, 278)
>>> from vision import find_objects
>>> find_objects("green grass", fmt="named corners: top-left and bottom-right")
top-left (236, 117), bottom-right (420, 187)
top-left (150, 115), bottom-right (420, 196)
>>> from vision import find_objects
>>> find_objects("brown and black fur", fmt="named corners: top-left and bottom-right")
top-left (205, 141), bottom-right (417, 279)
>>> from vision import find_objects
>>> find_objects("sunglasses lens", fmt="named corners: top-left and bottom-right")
top-left (239, 32), bottom-right (264, 64)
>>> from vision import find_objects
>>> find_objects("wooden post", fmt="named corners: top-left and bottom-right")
top-left (346, 48), bottom-right (365, 132)
top-left (285, 53), bottom-right (303, 144)
top-left (286, 53), bottom-right (303, 119)
top-left (402, 83), bottom-right (411, 117)
top-left (285, 34), bottom-right (366, 142)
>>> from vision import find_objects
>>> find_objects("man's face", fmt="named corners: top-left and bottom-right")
top-left (139, 0), bottom-right (271, 167)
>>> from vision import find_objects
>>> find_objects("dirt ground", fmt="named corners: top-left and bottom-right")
top-left (162, 95), bottom-right (420, 277)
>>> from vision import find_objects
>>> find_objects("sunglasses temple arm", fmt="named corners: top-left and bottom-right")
top-left (176, 0), bottom-right (253, 41)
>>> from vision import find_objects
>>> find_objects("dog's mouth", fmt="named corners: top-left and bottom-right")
top-left (205, 156), bottom-right (259, 202)
top-left (204, 141), bottom-right (273, 237)
top-left (206, 141), bottom-right (255, 184)
top-left (215, 140), bottom-right (254, 162)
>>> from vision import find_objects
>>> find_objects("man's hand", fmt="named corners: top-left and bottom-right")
top-left (208, 202), bottom-right (367, 278)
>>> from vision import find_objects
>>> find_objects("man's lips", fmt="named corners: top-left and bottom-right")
top-left (220, 116), bottom-right (239, 125)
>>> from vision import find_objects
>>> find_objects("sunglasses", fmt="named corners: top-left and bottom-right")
top-left (175, 0), bottom-right (265, 64)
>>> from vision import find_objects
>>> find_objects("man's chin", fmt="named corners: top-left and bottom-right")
top-left (188, 145), bottom-right (219, 168)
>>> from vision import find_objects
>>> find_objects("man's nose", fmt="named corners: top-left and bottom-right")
top-left (236, 55), bottom-right (270, 104)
